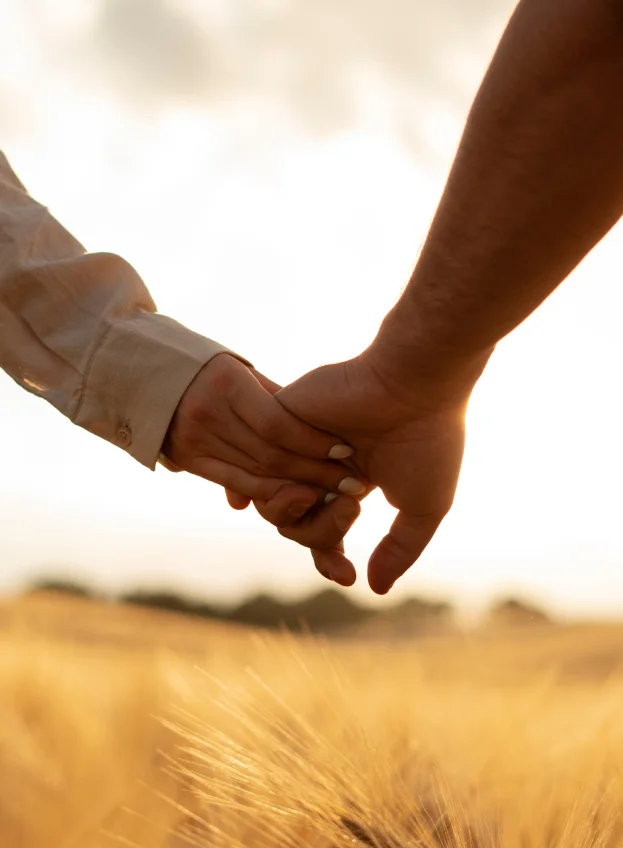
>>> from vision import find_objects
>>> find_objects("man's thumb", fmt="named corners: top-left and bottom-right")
top-left (367, 511), bottom-right (441, 595)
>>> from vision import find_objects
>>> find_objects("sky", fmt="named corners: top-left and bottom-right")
top-left (1, 0), bottom-right (623, 617)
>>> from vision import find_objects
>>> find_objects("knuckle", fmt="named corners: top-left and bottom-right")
top-left (210, 367), bottom-right (236, 395)
top-left (422, 505), bottom-right (451, 524)
top-left (387, 534), bottom-right (414, 560)
top-left (187, 396), bottom-right (218, 426)
top-left (260, 483), bottom-right (283, 503)
top-left (180, 381), bottom-right (220, 426)
top-left (256, 412), bottom-right (284, 443)
top-left (201, 354), bottom-right (239, 395)
top-left (253, 477), bottom-right (282, 502)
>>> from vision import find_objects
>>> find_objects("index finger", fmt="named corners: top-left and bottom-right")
top-left (276, 494), bottom-right (361, 551)
top-left (233, 374), bottom-right (355, 463)
top-left (367, 510), bottom-right (444, 595)
top-left (311, 545), bottom-right (357, 588)
top-left (252, 494), bottom-right (360, 586)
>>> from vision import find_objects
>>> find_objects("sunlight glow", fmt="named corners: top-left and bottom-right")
top-left (1, 0), bottom-right (622, 615)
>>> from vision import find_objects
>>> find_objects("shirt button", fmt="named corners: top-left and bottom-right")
top-left (117, 426), bottom-right (132, 448)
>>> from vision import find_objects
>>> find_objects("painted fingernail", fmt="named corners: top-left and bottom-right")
top-left (329, 444), bottom-right (354, 460)
top-left (324, 493), bottom-right (339, 504)
top-left (289, 503), bottom-right (311, 519)
top-left (338, 477), bottom-right (366, 496)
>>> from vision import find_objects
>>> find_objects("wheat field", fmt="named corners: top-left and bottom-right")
top-left (2, 593), bottom-right (623, 848)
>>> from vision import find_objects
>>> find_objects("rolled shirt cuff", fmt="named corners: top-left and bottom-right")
top-left (72, 310), bottom-right (251, 470)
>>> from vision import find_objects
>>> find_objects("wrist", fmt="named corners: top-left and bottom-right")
top-left (361, 301), bottom-right (494, 411)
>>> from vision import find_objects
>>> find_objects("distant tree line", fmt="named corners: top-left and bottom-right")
top-left (27, 578), bottom-right (552, 634)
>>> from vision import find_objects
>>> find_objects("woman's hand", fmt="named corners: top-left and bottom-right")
top-left (162, 354), bottom-right (367, 527)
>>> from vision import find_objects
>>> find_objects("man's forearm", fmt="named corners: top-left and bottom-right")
top-left (372, 0), bottom-right (623, 398)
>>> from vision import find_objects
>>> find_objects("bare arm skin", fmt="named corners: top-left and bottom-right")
top-left (372, 0), bottom-right (623, 400)
top-left (278, 0), bottom-right (623, 592)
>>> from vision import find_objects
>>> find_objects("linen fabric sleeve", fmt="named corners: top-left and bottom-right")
top-left (0, 152), bottom-right (247, 469)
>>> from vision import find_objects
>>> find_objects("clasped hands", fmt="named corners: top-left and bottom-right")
top-left (163, 347), bottom-right (468, 595)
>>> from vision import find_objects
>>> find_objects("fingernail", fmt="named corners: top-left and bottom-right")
top-left (289, 503), bottom-right (311, 519)
top-left (324, 493), bottom-right (338, 504)
top-left (329, 444), bottom-right (354, 460)
top-left (338, 477), bottom-right (366, 496)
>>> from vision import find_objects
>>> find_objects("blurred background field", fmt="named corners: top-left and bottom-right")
top-left (3, 590), bottom-right (623, 848)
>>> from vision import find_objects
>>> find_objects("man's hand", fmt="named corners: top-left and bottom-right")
top-left (274, 0), bottom-right (623, 591)
top-left (221, 0), bottom-right (623, 592)
top-left (162, 353), bottom-right (366, 528)
top-left (275, 353), bottom-right (468, 594)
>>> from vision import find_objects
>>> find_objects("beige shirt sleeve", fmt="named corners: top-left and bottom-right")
top-left (0, 151), bottom-right (246, 470)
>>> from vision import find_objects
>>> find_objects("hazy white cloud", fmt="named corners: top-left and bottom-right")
top-left (12, 0), bottom-right (623, 616)
top-left (8, 0), bottom-right (517, 151)
top-left (86, 0), bottom-right (213, 107)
